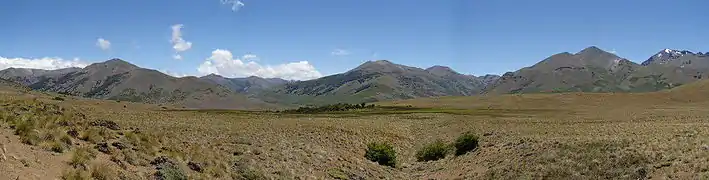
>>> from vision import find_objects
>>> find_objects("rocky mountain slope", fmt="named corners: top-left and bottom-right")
top-left (199, 74), bottom-right (289, 94)
top-left (622, 49), bottom-right (709, 92)
top-left (0, 59), bottom-right (275, 109)
top-left (1, 47), bottom-right (706, 108)
top-left (487, 46), bottom-right (708, 94)
top-left (258, 60), bottom-right (497, 105)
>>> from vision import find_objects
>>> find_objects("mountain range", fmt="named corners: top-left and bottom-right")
top-left (0, 46), bottom-right (707, 109)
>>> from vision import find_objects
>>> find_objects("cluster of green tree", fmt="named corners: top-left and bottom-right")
top-left (283, 103), bottom-right (376, 113)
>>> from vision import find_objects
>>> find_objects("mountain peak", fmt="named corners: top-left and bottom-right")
top-left (89, 58), bottom-right (139, 70)
top-left (642, 48), bottom-right (700, 66)
top-left (351, 60), bottom-right (402, 72)
top-left (203, 73), bottom-right (225, 78)
top-left (371, 60), bottom-right (394, 65)
top-left (426, 65), bottom-right (458, 76)
top-left (426, 65), bottom-right (453, 71)
top-left (246, 75), bottom-right (265, 80)
top-left (105, 58), bottom-right (136, 65)
top-left (577, 46), bottom-right (609, 55)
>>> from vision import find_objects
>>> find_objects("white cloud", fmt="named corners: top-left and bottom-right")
top-left (331, 49), bottom-right (350, 56)
top-left (220, 0), bottom-right (245, 12)
top-left (242, 54), bottom-right (258, 61)
top-left (197, 49), bottom-right (322, 80)
top-left (96, 38), bottom-right (111, 50)
top-left (0, 56), bottom-right (89, 70)
top-left (170, 24), bottom-right (192, 59)
top-left (159, 69), bottom-right (191, 78)
top-left (173, 54), bottom-right (182, 60)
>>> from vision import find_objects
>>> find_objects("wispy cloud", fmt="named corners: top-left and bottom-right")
top-left (220, 0), bottom-right (245, 12)
top-left (131, 40), bottom-right (141, 49)
top-left (170, 24), bottom-right (192, 60)
top-left (331, 49), bottom-right (351, 56)
top-left (197, 49), bottom-right (322, 80)
top-left (96, 38), bottom-right (111, 50)
top-left (242, 54), bottom-right (258, 61)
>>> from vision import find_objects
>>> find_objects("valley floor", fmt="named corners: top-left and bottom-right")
top-left (1, 87), bottom-right (709, 179)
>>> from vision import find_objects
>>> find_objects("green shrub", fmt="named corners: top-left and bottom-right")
top-left (155, 163), bottom-right (187, 180)
top-left (416, 139), bottom-right (449, 162)
top-left (454, 131), bottom-right (479, 156)
top-left (364, 142), bottom-right (396, 167)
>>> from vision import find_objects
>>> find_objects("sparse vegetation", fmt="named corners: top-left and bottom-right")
top-left (364, 142), bottom-right (397, 167)
top-left (154, 161), bottom-right (187, 180)
top-left (416, 139), bottom-right (449, 162)
top-left (70, 146), bottom-right (96, 169)
top-left (90, 163), bottom-right (118, 180)
top-left (283, 103), bottom-right (376, 113)
top-left (6, 73), bottom-right (709, 179)
top-left (61, 168), bottom-right (91, 180)
top-left (454, 131), bottom-right (479, 156)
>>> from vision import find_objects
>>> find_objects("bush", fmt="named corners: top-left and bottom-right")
top-left (61, 167), bottom-right (91, 180)
top-left (14, 118), bottom-right (36, 136)
top-left (454, 131), bottom-right (479, 156)
top-left (80, 127), bottom-right (109, 143)
top-left (416, 139), bottom-right (449, 162)
top-left (364, 142), bottom-right (396, 167)
top-left (20, 132), bottom-right (40, 145)
top-left (155, 163), bottom-right (187, 180)
top-left (90, 163), bottom-right (118, 180)
top-left (70, 147), bottom-right (96, 169)
top-left (50, 141), bottom-right (66, 153)
top-left (53, 96), bottom-right (65, 101)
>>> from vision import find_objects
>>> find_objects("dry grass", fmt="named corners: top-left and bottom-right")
top-left (4, 81), bottom-right (709, 179)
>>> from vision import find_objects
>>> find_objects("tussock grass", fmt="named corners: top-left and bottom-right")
top-left (70, 146), bottom-right (96, 169)
top-left (90, 163), bottom-right (118, 180)
top-left (484, 141), bottom-right (651, 179)
top-left (61, 167), bottom-right (91, 180)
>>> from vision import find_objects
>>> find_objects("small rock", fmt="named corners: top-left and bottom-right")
top-left (95, 142), bottom-right (111, 154)
top-left (151, 156), bottom-right (175, 168)
top-left (187, 161), bottom-right (204, 172)
top-left (701, 145), bottom-right (709, 151)
top-left (67, 129), bottom-right (79, 138)
top-left (111, 142), bottom-right (127, 150)
top-left (90, 120), bottom-right (121, 130)
top-left (483, 132), bottom-right (493, 136)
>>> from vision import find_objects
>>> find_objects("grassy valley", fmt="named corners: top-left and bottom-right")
top-left (2, 78), bottom-right (709, 179)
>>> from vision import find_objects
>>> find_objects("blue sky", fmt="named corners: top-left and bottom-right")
top-left (1, 0), bottom-right (707, 80)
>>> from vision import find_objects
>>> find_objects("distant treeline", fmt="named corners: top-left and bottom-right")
top-left (283, 103), bottom-right (376, 113)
